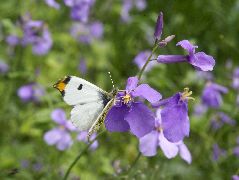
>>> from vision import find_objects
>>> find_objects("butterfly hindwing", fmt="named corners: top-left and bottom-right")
top-left (71, 100), bottom-right (105, 131)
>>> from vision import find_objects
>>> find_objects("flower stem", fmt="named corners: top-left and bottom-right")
top-left (63, 130), bottom-right (105, 180)
top-left (126, 152), bottom-right (141, 175)
top-left (138, 44), bottom-right (158, 81)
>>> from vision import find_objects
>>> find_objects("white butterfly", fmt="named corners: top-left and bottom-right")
top-left (53, 76), bottom-right (118, 138)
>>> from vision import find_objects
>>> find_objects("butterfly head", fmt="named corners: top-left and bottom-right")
top-left (53, 76), bottom-right (71, 95)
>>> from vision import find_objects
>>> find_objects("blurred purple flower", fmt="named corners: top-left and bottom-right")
top-left (232, 175), bottom-right (239, 180)
top-left (90, 21), bottom-right (104, 39)
top-left (212, 143), bottom-right (226, 161)
top-left (232, 67), bottom-right (239, 90)
top-left (211, 112), bottom-right (236, 130)
top-left (105, 76), bottom-right (161, 138)
top-left (20, 160), bottom-right (30, 168)
top-left (157, 40), bottom-right (215, 71)
top-left (121, 0), bottom-right (146, 22)
top-left (44, 0), bottom-right (60, 9)
top-left (133, 51), bottom-right (157, 72)
top-left (201, 82), bottom-right (228, 108)
top-left (44, 109), bottom-right (76, 151)
top-left (78, 58), bottom-right (87, 74)
top-left (0, 60), bottom-right (9, 74)
top-left (237, 95), bottom-right (239, 106)
top-left (139, 109), bottom-right (192, 164)
top-left (195, 71), bottom-right (213, 81)
top-left (193, 103), bottom-right (208, 116)
top-left (233, 146), bottom-right (239, 157)
top-left (77, 131), bottom-right (98, 150)
top-left (6, 35), bottom-right (20, 46)
top-left (71, 21), bottom-right (104, 44)
top-left (153, 88), bottom-right (192, 142)
top-left (7, 14), bottom-right (52, 55)
top-left (17, 83), bottom-right (45, 102)
top-left (154, 12), bottom-right (163, 40)
top-left (64, 0), bottom-right (95, 22)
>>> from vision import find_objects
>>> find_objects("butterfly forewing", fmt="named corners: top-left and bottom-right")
top-left (54, 75), bottom-right (116, 138)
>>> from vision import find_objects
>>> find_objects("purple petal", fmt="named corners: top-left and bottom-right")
top-left (155, 108), bottom-right (162, 127)
top-left (134, 51), bottom-right (157, 72)
top-left (139, 130), bottom-right (158, 157)
top-left (154, 12), bottom-right (163, 40)
top-left (202, 86), bottom-right (222, 108)
top-left (233, 146), bottom-right (239, 157)
top-left (190, 52), bottom-right (215, 71)
top-left (17, 84), bottom-right (34, 101)
top-left (176, 40), bottom-right (198, 55)
top-left (132, 84), bottom-right (162, 104)
top-left (0, 60), bottom-right (9, 74)
top-left (125, 102), bottom-right (155, 138)
top-left (126, 76), bottom-right (138, 92)
top-left (158, 132), bottom-right (178, 158)
top-left (45, 0), bottom-right (60, 9)
top-left (105, 105), bottom-right (130, 132)
top-left (56, 131), bottom-right (73, 151)
top-left (51, 108), bottom-right (67, 125)
top-left (211, 83), bottom-right (228, 94)
top-left (178, 142), bottom-right (192, 164)
top-left (157, 55), bottom-right (187, 63)
top-left (232, 175), bottom-right (239, 180)
top-left (90, 21), bottom-right (104, 39)
top-left (161, 101), bottom-right (190, 142)
top-left (44, 128), bottom-right (62, 145)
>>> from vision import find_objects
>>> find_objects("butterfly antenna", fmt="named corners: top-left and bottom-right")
top-left (108, 71), bottom-right (115, 88)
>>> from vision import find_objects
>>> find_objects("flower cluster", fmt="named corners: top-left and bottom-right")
top-left (70, 21), bottom-right (104, 44)
top-left (44, 108), bottom-right (98, 151)
top-left (103, 12), bottom-right (217, 162)
top-left (17, 83), bottom-right (45, 103)
top-left (121, 0), bottom-right (147, 22)
top-left (6, 14), bottom-right (52, 55)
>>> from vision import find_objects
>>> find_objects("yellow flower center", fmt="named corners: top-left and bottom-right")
top-left (122, 93), bottom-right (132, 104)
top-left (181, 87), bottom-right (195, 101)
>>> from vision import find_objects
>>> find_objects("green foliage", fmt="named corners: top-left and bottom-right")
top-left (0, 0), bottom-right (239, 179)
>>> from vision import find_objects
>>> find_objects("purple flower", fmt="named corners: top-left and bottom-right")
top-left (201, 82), bottom-right (228, 108)
top-left (32, 28), bottom-right (52, 55)
top-left (44, 0), bottom-right (60, 9)
top-left (232, 175), bottom-right (239, 180)
top-left (133, 51), bottom-right (157, 72)
top-left (232, 67), bottom-right (239, 90)
top-left (153, 88), bottom-right (193, 143)
top-left (139, 109), bottom-right (192, 164)
top-left (121, 0), bottom-right (147, 22)
top-left (71, 22), bottom-right (104, 44)
top-left (157, 40), bottom-right (215, 71)
top-left (212, 143), bottom-right (226, 161)
top-left (89, 21), bottom-right (104, 39)
top-left (154, 12), bottom-right (163, 40)
top-left (0, 60), bottom-right (9, 74)
top-left (44, 109), bottom-right (76, 151)
top-left (6, 35), bottom-right (20, 46)
top-left (233, 146), bottom-right (239, 157)
top-left (105, 76), bottom-right (162, 138)
top-left (77, 131), bottom-right (98, 150)
top-left (17, 83), bottom-right (45, 102)
top-left (64, 0), bottom-right (95, 22)
top-left (210, 112), bottom-right (236, 130)
top-left (8, 14), bottom-right (53, 55)
top-left (193, 103), bottom-right (208, 116)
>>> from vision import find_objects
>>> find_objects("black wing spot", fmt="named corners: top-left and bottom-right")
top-left (78, 84), bottom-right (83, 90)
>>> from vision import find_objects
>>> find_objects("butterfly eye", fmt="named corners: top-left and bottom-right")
top-left (78, 84), bottom-right (83, 90)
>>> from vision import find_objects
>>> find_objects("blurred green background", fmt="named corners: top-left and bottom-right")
top-left (0, 0), bottom-right (239, 179)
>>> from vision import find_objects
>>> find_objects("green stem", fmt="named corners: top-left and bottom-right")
top-left (126, 152), bottom-right (141, 175)
top-left (138, 45), bottom-right (159, 81)
top-left (63, 130), bottom-right (105, 180)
